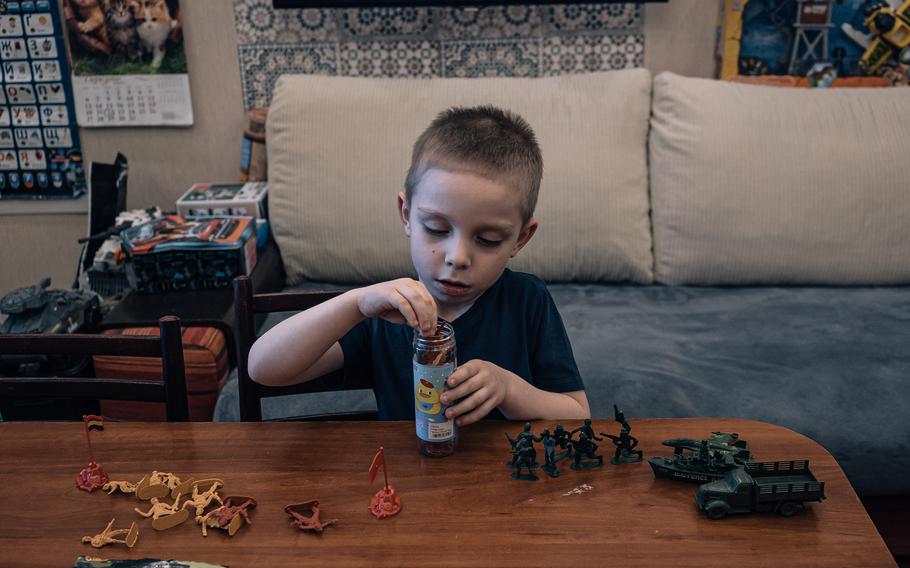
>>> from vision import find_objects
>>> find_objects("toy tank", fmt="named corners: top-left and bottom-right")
top-left (0, 279), bottom-right (102, 417)
top-left (0, 277), bottom-right (101, 335)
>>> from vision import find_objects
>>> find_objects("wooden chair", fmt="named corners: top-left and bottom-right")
top-left (0, 316), bottom-right (189, 421)
top-left (233, 275), bottom-right (377, 421)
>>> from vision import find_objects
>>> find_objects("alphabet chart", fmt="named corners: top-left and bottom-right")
top-left (0, 0), bottom-right (85, 200)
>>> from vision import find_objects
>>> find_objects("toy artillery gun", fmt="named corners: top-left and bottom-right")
top-left (0, 278), bottom-right (101, 376)
top-left (649, 431), bottom-right (754, 484)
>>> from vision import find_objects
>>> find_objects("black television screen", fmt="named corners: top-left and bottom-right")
top-left (275, 1), bottom-right (664, 7)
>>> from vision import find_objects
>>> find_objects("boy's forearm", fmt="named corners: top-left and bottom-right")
top-left (498, 372), bottom-right (590, 421)
top-left (247, 289), bottom-right (363, 386)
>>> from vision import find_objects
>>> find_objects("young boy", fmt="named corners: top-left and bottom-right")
top-left (248, 105), bottom-right (589, 426)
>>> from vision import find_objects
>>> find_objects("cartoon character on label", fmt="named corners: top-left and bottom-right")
top-left (415, 378), bottom-right (444, 415)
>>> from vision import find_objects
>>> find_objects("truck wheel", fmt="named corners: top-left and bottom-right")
top-left (705, 501), bottom-right (729, 520)
top-left (778, 501), bottom-right (803, 517)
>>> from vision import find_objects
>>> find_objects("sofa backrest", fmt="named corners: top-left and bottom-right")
top-left (266, 70), bottom-right (654, 285)
top-left (267, 70), bottom-right (910, 286)
top-left (650, 72), bottom-right (910, 285)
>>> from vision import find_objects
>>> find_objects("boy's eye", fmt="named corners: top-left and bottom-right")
top-left (423, 225), bottom-right (447, 236)
top-left (477, 237), bottom-right (503, 247)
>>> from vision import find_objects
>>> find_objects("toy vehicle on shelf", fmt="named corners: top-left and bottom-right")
top-left (695, 460), bottom-right (825, 520)
top-left (859, 0), bottom-right (910, 74)
top-left (0, 277), bottom-right (100, 335)
top-left (0, 277), bottom-right (101, 378)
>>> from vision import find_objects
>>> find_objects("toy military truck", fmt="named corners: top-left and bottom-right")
top-left (695, 460), bottom-right (825, 520)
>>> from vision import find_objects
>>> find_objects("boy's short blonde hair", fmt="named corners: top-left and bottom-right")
top-left (404, 106), bottom-right (543, 225)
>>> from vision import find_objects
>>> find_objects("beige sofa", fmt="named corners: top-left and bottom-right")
top-left (215, 70), bottom-right (910, 497)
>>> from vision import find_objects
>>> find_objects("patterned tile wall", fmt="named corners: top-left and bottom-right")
top-left (234, 1), bottom-right (644, 109)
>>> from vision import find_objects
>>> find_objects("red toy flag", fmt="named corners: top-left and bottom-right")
top-left (368, 446), bottom-right (401, 519)
top-left (84, 415), bottom-right (104, 432)
top-left (369, 446), bottom-right (385, 485)
top-left (77, 415), bottom-right (108, 493)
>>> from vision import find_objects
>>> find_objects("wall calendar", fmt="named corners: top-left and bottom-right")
top-left (0, 0), bottom-right (85, 200)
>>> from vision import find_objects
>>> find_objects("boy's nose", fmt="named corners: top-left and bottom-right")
top-left (445, 241), bottom-right (471, 269)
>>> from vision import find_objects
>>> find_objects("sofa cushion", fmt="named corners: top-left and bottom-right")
top-left (93, 326), bottom-right (230, 421)
top-left (649, 72), bottom-right (910, 285)
top-left (267, 70), bottom-right (654, 284)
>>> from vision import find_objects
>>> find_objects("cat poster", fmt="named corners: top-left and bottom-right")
top-left (63, 0), bottom-right (193, 126)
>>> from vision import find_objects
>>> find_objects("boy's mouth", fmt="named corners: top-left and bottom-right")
top-left (437, 279), bottom-right (471, 297)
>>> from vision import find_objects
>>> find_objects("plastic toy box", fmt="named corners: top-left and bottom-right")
top-left (121, 215), bottom-right (258, 294)
top-left (176, 182), bottom-right (268, 219)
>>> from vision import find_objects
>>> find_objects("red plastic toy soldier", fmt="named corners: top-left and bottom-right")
top-left (368, 446), bottom-right (401, 519)
top-left (76, 415), bottom-right (109, 492)
top-left (196, 496), bottom-right (257, 537)
top-left (285, 500), bottom-right (337, 533)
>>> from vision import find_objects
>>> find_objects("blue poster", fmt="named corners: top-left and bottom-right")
top-left (0, 0), bottom-right (85, 200)
top-left (729, 0), bottom-right (910, 84)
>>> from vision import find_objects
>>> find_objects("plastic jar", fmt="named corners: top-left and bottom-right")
top-left (413, 319), bottom-right (458, 457)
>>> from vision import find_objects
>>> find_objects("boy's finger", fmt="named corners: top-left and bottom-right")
top-left (393, 292), bottom-right (419, 329)
top-left (420, 287), bottom-right (438, 325)
top-left (397, 283), bottom-right (436, 334)
top-left (454, 397), bottom-right (498, 427)
top-left (444, 361), bottom-right (478, 390)
top-left (412, 281), bottom-right (438, 333)
top-left (440, 373), bottom-right (480, 405)
top-left (445, 386), bottom-right (488, 419)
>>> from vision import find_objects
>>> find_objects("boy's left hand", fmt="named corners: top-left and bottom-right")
top-left (440, 360), bottom-right (511, 427)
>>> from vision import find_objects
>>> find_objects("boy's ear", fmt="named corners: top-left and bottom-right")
top-left (511, 218), bottom-right (538, 257)
top-left (397, 192), bottom-right (412, 236)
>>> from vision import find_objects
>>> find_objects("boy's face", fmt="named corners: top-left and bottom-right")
top-left (398, 168), bottom-right (537, 319)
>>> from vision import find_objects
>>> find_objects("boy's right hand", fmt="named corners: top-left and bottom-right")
top-left (355, 278), bottom-right (438, 336)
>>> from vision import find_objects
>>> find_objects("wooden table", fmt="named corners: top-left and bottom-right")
top-left (0, 419), bottom-right (895, 567)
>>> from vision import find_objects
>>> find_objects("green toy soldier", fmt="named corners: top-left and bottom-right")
top-left (517, 422), bottom-right (541, 446)
top-left (504, 431), bottom-right (520, 467)
top-left (603, 425), bottom-right (643, 464)
top-left (504, 422), bottom-right (541, 468)
top-left (613, 404), bottom-right (630, 429)
top-left (604, 404), bottom-right (643, 465)
top-left (570, 431), bottom-right (604, 470)
top-left (553, 423), bottom-right (573, 462)
top-left (539, 428), bottom-right (560, 478)
top-left (511, 442), bottom-right (539, 481)
top-left (571, 418), bottom-right (604, 444)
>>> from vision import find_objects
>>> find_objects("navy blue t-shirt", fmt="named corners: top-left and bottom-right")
top-left (338, 269), bottom-right (584, 420)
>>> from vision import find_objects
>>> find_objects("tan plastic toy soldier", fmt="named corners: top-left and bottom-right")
top-left (102, 480), bottom-right (137, 495)
top-left (136, 471), bottom-right (195, 501)
top-left (181, 479), bottom-right (224, 516)
top-left (134, 495), bottom-right (191, 530)
top-left (81, 518), bottom-right (139, 549)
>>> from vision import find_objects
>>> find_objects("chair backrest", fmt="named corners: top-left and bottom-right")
top-left (233, 275), bottom-right (376, 421)
top-left (0, 316), bottom-right (189, 421)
